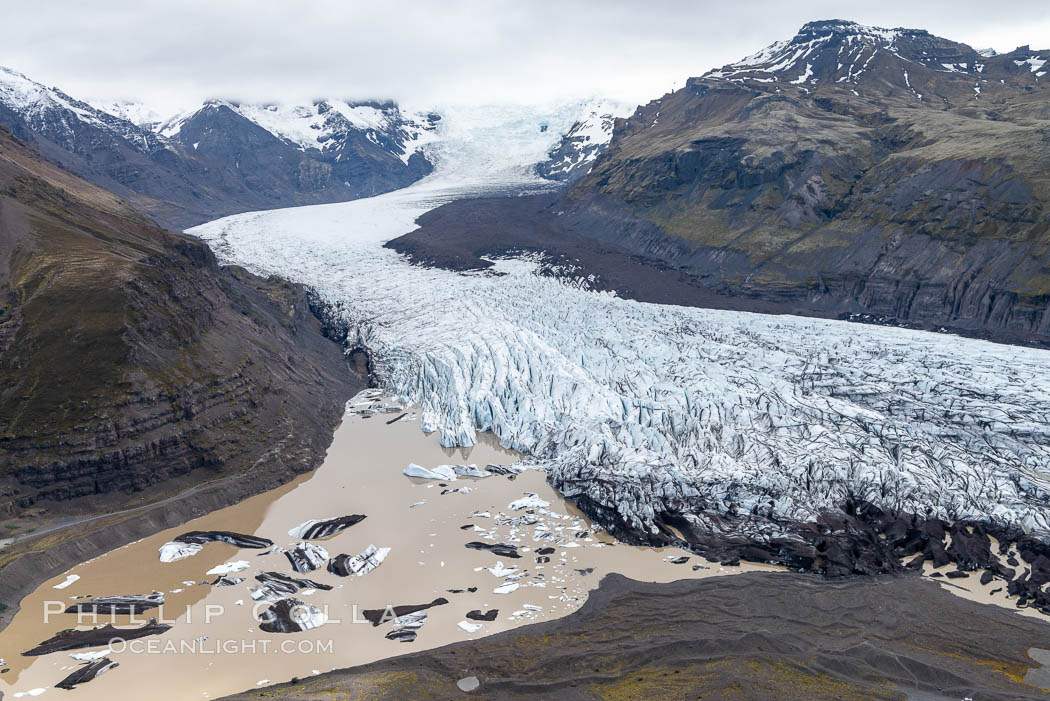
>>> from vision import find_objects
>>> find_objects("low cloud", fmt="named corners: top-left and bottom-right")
top-left (3, 0), bottom-right (1048, 115)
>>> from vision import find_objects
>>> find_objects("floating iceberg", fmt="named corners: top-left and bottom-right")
top-left (404, 463), bottom-right (458, 481)
top-left (205, 561), bottom-right (250, 576)
top-left (158, 541), bottom-right (202, 563)
top-left (52, 574), bottom-right (79, 590)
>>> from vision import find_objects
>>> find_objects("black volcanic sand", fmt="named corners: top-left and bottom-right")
top-left (224, 572), bottom-right (1050, 700)
top-left (386, 194), bottom-right (793, 314)
top-left (386, 194), bottom-right (1049, 348)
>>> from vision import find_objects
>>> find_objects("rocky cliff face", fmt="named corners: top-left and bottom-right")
top-left (0, 67), bottom-right (435, 229)
top-left (0, 125), bottom-right (363, 518)
top-left (565, 20), bottom-right (1050, 344)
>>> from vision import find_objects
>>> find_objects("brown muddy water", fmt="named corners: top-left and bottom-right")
top-left (0, 394), bottom-right (774, 700)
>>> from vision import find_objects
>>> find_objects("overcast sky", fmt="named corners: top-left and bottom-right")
top-left (3, 0), bottom-right (1049, 115)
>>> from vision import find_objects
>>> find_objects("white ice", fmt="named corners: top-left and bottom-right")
top-left (52, 575), bottom-right (79, 590)
top-left (191, 103), bottom-right (1050, 542)
top-left (159, 542), bottom-right (202, 563)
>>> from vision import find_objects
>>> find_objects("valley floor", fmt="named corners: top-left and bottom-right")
top-left (223, 570), bottom-right (1050, 701)
top-left (0, 395), bottom-right (772, 699)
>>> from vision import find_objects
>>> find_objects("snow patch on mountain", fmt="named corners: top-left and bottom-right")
top-left (87, 99), bottom-right (169, 128)
top-left (0, 66), bottom-right (141, 143)
top-left (190, 103), bottom-right (1050, 543)
top-left (702, 20), bottom-right (985, 87)
top-left (535, 99), bottom-right (633, 182)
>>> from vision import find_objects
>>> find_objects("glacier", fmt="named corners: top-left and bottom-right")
top-left (190, 103), bottom-right (1050, 548)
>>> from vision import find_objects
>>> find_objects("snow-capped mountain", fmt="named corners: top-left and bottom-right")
top-left (701, 19), bottom-right (1047, 92)
top-left (535, 100), bottom-right (634, 183)
top-left (0, 66), bottom-right (437, 228)
top-left (88, 99), bottom-right (170, 129)
top-left (0, 65), bottom-right (163, 153)
top-left (158, 99), bottom-right (439, 166)
top-left (560, 20), bottom-right (1050, 347)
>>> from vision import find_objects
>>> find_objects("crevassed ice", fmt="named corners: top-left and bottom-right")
top-left (191, 104), bottom-right (1050, 538)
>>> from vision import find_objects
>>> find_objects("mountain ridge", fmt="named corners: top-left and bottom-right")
top-left (0, 122), bottom-right (366, 624)
top-left (554, 19), bottom-right (1050, 343)
top-left (0, 66), bottom-right (436, 228)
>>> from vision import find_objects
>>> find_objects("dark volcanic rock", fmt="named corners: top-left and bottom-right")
top-left (174, 531), bottom-right (274, 549)
top-left (220, 573), bottom-right (1050, 701)
top-left (64, 592), bottom-right (164, 615)
top-left (23, 619), bottom-right (172, 656)
top-left (466, 609), bottom-right (499, 622)
top-left (55, 657), bottom-right (119, 689)
top-left (465, 542), bottom-right (520, 558)
top-left (361, 598), bottom-right (449, 627)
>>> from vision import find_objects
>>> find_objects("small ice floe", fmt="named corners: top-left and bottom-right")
top-left (285, 542), bottom-right (329, 573)
top-left (235, 599), bottom-right (244, 606)
top-left (287, 514), bottom-right (366, 540)
top-left (69, 649), bottom-right (112, 661)
top-left (258, 598), bottom-right (326, 633)
top-left (444, 487), bottom-right (473, 495)
top-left (666, 556), bottom-right (689, 564)
top-left (256, 680), bottom-right (269, 686)
top-left (65, 593), bottom-right (164, 615)
top-left (466, 609), bottom-right (498, 621)
top-left (486, 464), bottom-right (523, 476)
top-left (327, 544), bottom-right (390, 577)
top-left (362, 598), bottom-right (449, 627)
top-left (251, 572), bottom-right (331, 602)
top-left (205, 561), bottom-right (251, 576)
top-left (451, 464), bottom-right (492, 478)
top-left (471, 511), bottom-right (491, 518)
top-left (522, 604), bottom-right (542, 611)
top-left (173, 531), bottom-right (273, 549)
top-left (481, 561), bottom-right (517, 577)
top-left (508, 493), bottom-right (550, 510)
top-left (465, 542), bottom-right (520, 558)
top-left (410, 501), bottom-right (426, 508)
top-left (385, 611), bottom-right (428, 642)
top-left (159, 541), bottom-right (202, 563)
top-left (53, 575), bottom-right (80, 590)
top-left (493, 582), bottom-right (520, 594)
top-left (13, 687), bottom-right (47, 697)
top-left (404, 463), bottom-right (457, 481)
top-left (457, 620), bottom-right (482, 633)
top-left (211, 575), bottom-right (244, 587)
